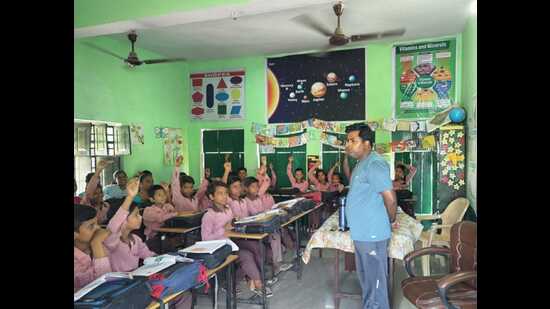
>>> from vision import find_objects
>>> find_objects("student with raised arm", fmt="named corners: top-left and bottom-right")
top-left (104, 178), bottom-right (156, 271)
top-left (143, 183), bottom-right (179, 240)
top-left (286, 155), bottom-right (308, 192)
top-left (171, 155), bottom-right (208, 212)
top-left (393, 163), bottom-right (417, 190)
top-left (74, 204), bottom-right (112, 291)
top-left (308, 161), bottom-right (330, 192)
top-left (80, 160), bottom-right (112, 206)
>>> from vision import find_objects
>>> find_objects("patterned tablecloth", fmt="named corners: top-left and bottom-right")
top-left (302, 207), bottom-right (423, 263)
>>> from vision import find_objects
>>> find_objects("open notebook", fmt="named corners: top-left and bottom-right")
top-left (179, 239), bottom-right (239, 254)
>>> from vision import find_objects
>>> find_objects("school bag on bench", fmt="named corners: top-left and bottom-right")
top-left (293, 198), bottom-right (317, 212)
top-left (163, 211), bottom-right (205, 228)
top-left (74, 275), bottom-right (152, 309)
top-left (179, 242), bottom-right (233, 269)
top-left (147, 260), bottom-right (209, 309)
top-left (233, 213), bottom-right (281, 234)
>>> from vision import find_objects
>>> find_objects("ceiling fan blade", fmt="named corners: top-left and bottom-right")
top-left (291, 14), bottom-right (333, 37)
top-left (143, 58), bottom-right (187, 64)
top-left (82, 42), bottom-right (126, 61)
top-left (350, 28), bottom-right (406, 42)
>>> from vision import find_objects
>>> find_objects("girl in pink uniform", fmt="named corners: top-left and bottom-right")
top-left (201, 180), bottom-right (272, 297)
top-left (286, 155), bottom-right (309, 192)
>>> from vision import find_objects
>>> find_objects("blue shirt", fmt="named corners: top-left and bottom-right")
top-left (103, 184), bottom-right (128, 200)
top-left (345, 151), bottom-right (393, 241)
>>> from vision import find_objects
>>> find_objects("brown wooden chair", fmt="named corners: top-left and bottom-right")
top-left (416, 197), bottom-right (470, 275)
top-left (401, 221), bottom-right (477, 309)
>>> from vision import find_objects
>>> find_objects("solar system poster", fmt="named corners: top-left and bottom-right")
top-left (190, 70), bottom-right (245, 121)
top-left (394, 39), bottom-right (456, 119)
top-left (266, 48), bottom-right (365, 124)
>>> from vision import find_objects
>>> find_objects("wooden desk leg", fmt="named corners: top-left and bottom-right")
top-left (191, 289), bottom-right (197, 309)
top-left (388, 257), bottom-right (395, 308)
top-left (334, 249), bottom-right (340, 309)
top-left (226, 263), bottom-right (232, 309)
top-left (232, 261), bottom-right (237, 309)
top-left (260, 238), bottom-right (268, 309)
top-left (295, 219), bottom-right (302, 280)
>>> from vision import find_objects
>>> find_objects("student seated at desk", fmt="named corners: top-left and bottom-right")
top-left (104, 178), bottom-right (156, 272)
top-left (142, 184), bottom-right (179, 240)
top-left (201, 180), bottom-right (272, 297)
top-left (171, 156), bottom-right (209, 212)
top-left (133, 171), bottom-right (154, 206)
top-left (103, 170), bottom-right (128, 200)
top-left (74, 204), bottom-right (112, 291)
top-left (244, 175), bottom-right (292, 279)
top-left (78, 160), bottom-right (111, 206)
top-left (286, 155), bottom-right (309, 193)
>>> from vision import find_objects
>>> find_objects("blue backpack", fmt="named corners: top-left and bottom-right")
top-left (147, 260), bottom-right (208, 309)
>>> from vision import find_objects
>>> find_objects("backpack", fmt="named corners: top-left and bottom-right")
top-left (74, 277), bottom-right (152, 309)
top-left (163, 212), bottom-right (205, 229)
top-left (147, 260), bottom-right (208, 309)
top-left (234, 214), bottom-right (281, 234)
top-left (180, 244), bottom-right (233, 269)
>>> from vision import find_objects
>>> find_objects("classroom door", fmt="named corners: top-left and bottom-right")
top-left (202, 129), bottom-right (244, 178)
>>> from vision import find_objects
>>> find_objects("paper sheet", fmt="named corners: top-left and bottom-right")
top-left (180, 239), bottom-right (239, 254)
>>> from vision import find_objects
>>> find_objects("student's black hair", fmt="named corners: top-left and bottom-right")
top-left (315, 169), bottom-right (326, 178)
top-left (74, 204), bottom-right (97, 232)
top-left (139, 172), bottom-right (152, 183)
top-left (243, 176), bottom-right (259, 188)
top-left (345, 123), bottom-right (375, 146)
top-left (227, 175), bottom-right (241, 186)
top-left (237, 167), bottom-right (247, 173)
top-left (206, 180), bottom-right (228, 198)
top-left (85, 172), bottom-right (95, 184)
top-left (148, 184), bottom-right (165, 198)
top-left (295, 168), bottom-right (304, 173)
top-left (180, 175), bottom-right (195, 186)
top-left (331, 172), bottom-right (343, 182)
top-left (395, 163), bottom-right (407, 172)
top-left (113, 170), bottom-right (127, 179)
top-left (142, 170), bottom-right (153, 176)
top-left (179, 172), bottom-right (187, 178)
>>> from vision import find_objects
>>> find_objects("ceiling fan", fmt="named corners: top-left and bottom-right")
top-left (293, 1), bottom-right (406, 47)
top-left (84, 31), bottom-right (186, 67)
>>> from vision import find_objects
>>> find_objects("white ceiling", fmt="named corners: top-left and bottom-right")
top-left (76, 0), bottom-right (473, 60)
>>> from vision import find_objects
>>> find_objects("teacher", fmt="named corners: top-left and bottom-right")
top-left (344, 123), bottom-right (397, 309)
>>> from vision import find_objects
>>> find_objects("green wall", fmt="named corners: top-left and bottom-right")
top-left (74, 36), bottom-right (189, 182)
top-left (75, 0), bottom-right (250, 28)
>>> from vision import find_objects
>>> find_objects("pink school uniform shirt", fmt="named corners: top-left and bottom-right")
top-left (103, 206), bottom-right (156, 272)
top-left (244, 174), bottom-right (274, 215)
top-left (171, 167), bottom-right (209, 212)
top-left (143, 203), bottom-right (178, 240)
top-left (228, 196), bottom-right (249, 219)
top-left (201, 207), bottom-right (234, 241)
top-left (74, 247), bottom-right (111, 292)
top-left (308, 166), bottom-right (331, 192)
top-left (287, 163), bottom-right (309, 192)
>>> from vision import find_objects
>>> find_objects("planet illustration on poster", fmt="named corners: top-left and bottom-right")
top-left (348, 75), bottom-right (356, 82)
top-left (327, 72), bottom-right (337, 83)
top-left (297, 84), bottom-right (303, 90)
top-left (310, 82), bottom-right (327, 98)
top-left (289, 92), bottom-right (296, 98)
top-left (339, 92), bottom-right (348, 100)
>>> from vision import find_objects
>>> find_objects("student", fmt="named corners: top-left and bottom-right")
top-left (243, 175), bottom-right (292, 278)
top-left (103, 170), bottom-right (128, 200)
top-left (89, 184), bottom-right (111, 225)
top-left (80, 160), bottom-right (112, 205)
top-left (268, 163), bottom-right (277, 189)
top-left (201, 180), bottom-right (272, 297)
top-left (74, 179), bottom-right (81, 204)
top-left (143, 184), bottom-right (178, 240)
top-left (103, 178), bottom-right (156, 272)
top-left (74, 204), bottom-right (112, 291)
top-left (393, 163), bottom-right (417, 190)
top-left (308, 161), bottom-right (330, 192)
top-left (286, 155), bottom-right (308, 192)
top-left (171, 156), bottom-right (209, 212)
top-left (134, 171), bottom-right (154, 205)
top-left (237, 167), bottom-right (248, 182)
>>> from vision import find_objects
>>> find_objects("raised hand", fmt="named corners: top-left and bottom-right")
top-left (261, 156), bottom-right (267, 166)
top-left (269, 163), bottom-right (274, 170)
top-left (160, 181), bottom-right (170, 193)
top-left (126, 178), bottom-right (140, 197)
top-left (224, 162), bottom-right (232, 172)
top-left (175, 155), bottom-right (183, 167)
top-left (288, 155), bottom-right (294, 163)
top-left (204, 168), bottom-right (211, 179)
top-left (96, 159), bottom-right (113, 172)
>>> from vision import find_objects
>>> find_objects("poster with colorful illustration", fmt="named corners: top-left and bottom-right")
top-left (267, 48), bottom-right (365, 124)
top-left (130, 123), bottom-right (144, 145)
top-left (394, 39), bottom-right (456, 119)
top-left (163, 128), bottom-right (184, 166)
top-left (190, 70), bottom-right (245, 120)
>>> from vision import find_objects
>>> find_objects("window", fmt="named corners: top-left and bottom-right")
top-left (258, 133), bottom-right (307, 188)
top-left (202, 129), bottom-right (245, 178)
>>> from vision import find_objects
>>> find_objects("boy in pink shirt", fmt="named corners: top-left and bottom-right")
top-left (104, 178), bottom-right (156, 272)
top-left (201, 180), bottom-right (271, 297)
top-left (74, 204), bottom-right (112, 292)
top-left (171, 156), bottom-right (209, 212)
top-left (286, 155), bottom-right (309, 192)
top-left (143, 184), bottom-right (179, 240)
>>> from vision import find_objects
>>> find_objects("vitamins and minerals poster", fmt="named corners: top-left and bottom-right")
top-left (190, 70), bottom-right (245, 120)
top-left (394, 39), bottom-right (456, 119)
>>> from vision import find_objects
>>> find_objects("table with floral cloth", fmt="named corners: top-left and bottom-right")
top-left (302, 207), bottom-right (423, 309)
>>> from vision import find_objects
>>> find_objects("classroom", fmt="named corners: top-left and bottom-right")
top-left (74, 1), bottom-right (477, 308)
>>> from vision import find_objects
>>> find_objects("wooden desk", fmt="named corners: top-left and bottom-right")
top-left (279, 202), bottom-right (324, 280)
top-left (153, 226), bottom-right (201, 254)
top-left (227, 231), bottom-right (269, 309)
top-left (146, 255), bottom-right (239, 309)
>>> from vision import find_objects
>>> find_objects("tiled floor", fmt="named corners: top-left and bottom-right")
top-left (195, 246), bottom-right (448, 308)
